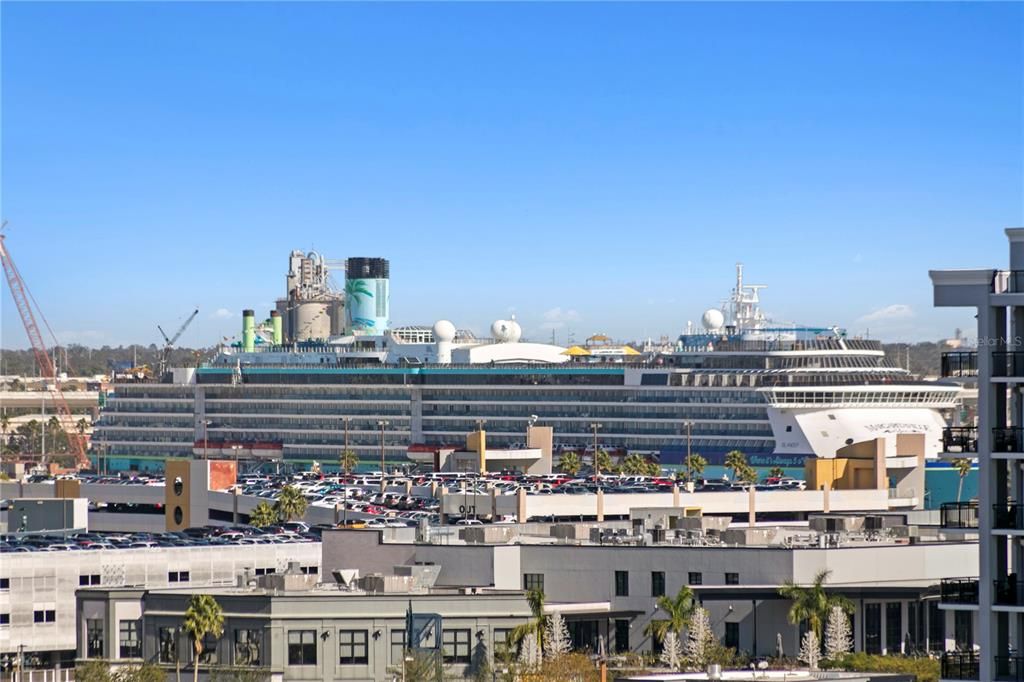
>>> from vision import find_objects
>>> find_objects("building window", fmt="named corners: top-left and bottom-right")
top-left (651, 571), bottom-right (665, 597)
top-left (234, 629), bottom-right (262, 666)
top-left (688, 572), bottom-right (703, 586)
top-left (200, 634), bottom-right (219, 665)
top-left (0, 578), bottom-right (9, 590)
top-left (955, 610), bottom-right (973, 650)
top-left (301, 566), bottom-right (319, 575)
top-left (168, 571), bottom-right (190, 583)
top-left (119, 620), bottom-right (141, 659)
top-left (390, 630), bottom-right (406, 664)
top-left (288, 630), bottom-right (317, 665)
top-left (338, 630), bottom-right (369, 665)
top-left (493, 629), bottom-right (512, 659)
top-left (614, 619), bottom-right (630, 653)
top-left (725, 622), bottom-right (740, 650)
top-left (158, 627), bottom-right (178, 663)
top-left (33, 610), bottom-right (56, 623)
top-left (79, 574), bottom-right (101, 586)
top-left (614, 571), bottom-right (629, 597)
top-left (928, 601), bottom-right (945, 653)
top-left (725, 573), bottom-right (740, 585)
top-left (865, 604), bottom-right (881, 655)
top-left (0, 614), bottom-right (9, 626)
top-left (87, 619), bottom-right (103, 658)
top-left (523, 573), bottom-right (544, 592)
top-left (885, 603), bottom-right (902, 654)
top-left (442, 629), bottom-right (471, 664)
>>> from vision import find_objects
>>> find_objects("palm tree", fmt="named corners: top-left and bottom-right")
top-left (621, 453), bottom-right (653, 476)
top-left (952, 458), bottom-right (973, 502)
top-left (559, 452), bottom-right (582, 476)
top-left (183, 594), bottom-right (224, 682)
top-left (510, 589), bottom-right (547, 650)
top-left (768, 466), bottom-right (785, 479)
top-left (595, 449), bottom-right (616, 475)
top-left (249, 501), bottom-right (278, 528)
top-left (724, 450), bottom-right (748, 482)
top-left (274, 484), bottom-right (308, 522)
top-left (339, 450), bottom-right (359, 475)
top-left (778, 569), bottom-right (853, 640)
top-left (644, 585), bottom-right (696, 645)
top-left (683, 453), bottom-right (707, 482)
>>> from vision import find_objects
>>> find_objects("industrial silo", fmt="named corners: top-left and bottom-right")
top-left (344, 257), bottom-right (390, 333)
top-left (292, 300), bottom-right (332, 341)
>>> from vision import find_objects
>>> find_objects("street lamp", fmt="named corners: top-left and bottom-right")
top-left (377, 420), bottom-right (390, 487)
top-left (202, 419), bottom-right (212, 460)
top-left (590, 422), bottom-right (603, 477)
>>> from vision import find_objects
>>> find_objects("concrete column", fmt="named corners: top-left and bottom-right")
top-left (822, 483), bottom-right (831, 513)
top-left (596, 489), bottom-right (605, 522)
top-left (491, 487), bottom-right (499, 520)
top-left (672, 484), bottom-right (680, 508)
top-left (748, 485), bottom-right (756, 527)
top-left (439, 486), bottom-right (449, 524)
top-left (405, 480), bottom-right (412, 495)
top-left (233, 487), bottom-right (240, 525)
top-left (516, 488), bottom-right (527, 523)
top-left (334, 503), bottom-right (341, 526)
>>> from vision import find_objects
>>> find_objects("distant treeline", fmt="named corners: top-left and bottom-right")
top-left (0, 344), bottom-right (214, 377)
top-left (0, 341), bottom-right (951, 378)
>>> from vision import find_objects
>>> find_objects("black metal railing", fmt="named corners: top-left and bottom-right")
top-left (994, 579), bottom-right (1024, 606)
top-left (995, 656), bottom-right (1024, 681)
top-left (940, 578), bottom-right (979, 604)
top-left (941, 501), bottom-right (980, 529)
top-left (942, 351), bottom-right (979, 378)
top-left (994, 427), bottom-right (1024, 453)
top-left (992, 352), bottom-right (1024, 378)
top-left (942, 652), bottom-right (980, 680)
top-left (943, 427), bottom-right (979, 454)
top-left (994, 503), bottom-right (1024, 530)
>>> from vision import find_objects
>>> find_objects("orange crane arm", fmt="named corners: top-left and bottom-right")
top-left (0, 235), bottom-right (89, 468)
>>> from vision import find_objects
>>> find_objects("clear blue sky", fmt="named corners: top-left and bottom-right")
top-left (2, 2), bottom-right (1021, 348)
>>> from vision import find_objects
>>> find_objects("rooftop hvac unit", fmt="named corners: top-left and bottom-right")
top-left (331, 569), bottom-right (359, 589)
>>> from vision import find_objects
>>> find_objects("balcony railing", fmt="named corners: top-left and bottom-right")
top-left (995, 656), bottom-right (1024, 681)
top-left (992, 352), bottom-right (1024, 378)
top-left (941, 501), bottom-right (979, 529)
top-left (997, 270), bottom-right (1024, 294)
top-left (994, 503), bottom-right (1024, 530)
top-left (994, 428), bottom-right (1024, 453)
top-left (940, 578), bottom-right (979, 604)
top-left (942, 652), bottom-right (980, 680)
top-left (943, 427), bottom-right (979, 454)
top-left (942, 351), bottom-right (979, 378)
top-left (994, 579), bottom-right (1024, 606)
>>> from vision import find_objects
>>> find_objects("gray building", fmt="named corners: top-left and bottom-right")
top-left (75, 573), bottom-right (531, 682)
top-left (0, 543), bottom-right (321, 670)
top-left (930, 227), bottom-right (1024, 682)
top-left (322, 519), bottom-right (979, 659)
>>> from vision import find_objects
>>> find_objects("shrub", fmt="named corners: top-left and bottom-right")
top-left (825, 653), bottom-right (939, 682)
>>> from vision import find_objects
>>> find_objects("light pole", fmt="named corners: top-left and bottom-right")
top-left (231, 444), bottom-right (242, 470)
top-left (590, 422), bottom-right (603, 478)
top-left (202, 419), bottom-right (212, 460)
top-left (343, 416), bottom-right (350, 457)
top-left (377, 420), bottom-right (390, 488)
top-left (684, 420), bottom-right (694, 485)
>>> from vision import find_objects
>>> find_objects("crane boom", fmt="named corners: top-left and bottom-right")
top-left (0, 233), bottom-right (89, 468)
top-left (168, 309), bottom-right (199, 346)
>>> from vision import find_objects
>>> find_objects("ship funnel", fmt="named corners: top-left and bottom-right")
top-left (270, 310), bottom-right (283, 345)
top-left (242, 309), bottom-right (255, 352)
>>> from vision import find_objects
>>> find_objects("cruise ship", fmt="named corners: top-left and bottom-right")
top-left (91, 255), bottom-right (961, 471)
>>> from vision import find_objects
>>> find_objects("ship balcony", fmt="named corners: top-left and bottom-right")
top-left (994, 657), bottom-right (1024, 682)
top-left (942, 652), bottom-right (979, 681)
top-left (994, 579), bottom-right (1024, 607)
top-left (941, 351), bottom-right (978, 379)
top-left (994, 427), bottom-right (1024, 456)
top-left (942, 427), bottom-right (978, 454)
top-left (940, 578), bottom-right (979, 606)
top-left (994, 503), bottom-right (1024, 531)
top-left (992, 352), bottom-right (1024, 378)
top-left (940, 501), bottom-right (979, 529)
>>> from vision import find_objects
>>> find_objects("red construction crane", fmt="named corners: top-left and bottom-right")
top-left (0, 226), bottom-right (90, 468)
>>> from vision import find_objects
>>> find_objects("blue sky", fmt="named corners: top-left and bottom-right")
top-left (1, 2), bottom-right (1021, 348)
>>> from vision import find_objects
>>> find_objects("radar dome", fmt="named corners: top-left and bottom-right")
top-left (702, 308), bottom-right (725, 331)
top-left (491, 319), bottom-right (516, 342)
top-left (432, 320), bottom-right (457, 342)
top-left (507, 319), bottom-right (522, 343)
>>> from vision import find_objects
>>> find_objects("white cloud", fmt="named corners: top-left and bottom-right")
top-left (540, 307), bottom-right (582, 330)
top-left (857, 304), bottom-right (914, 323)
top-left (210, 308), bottom-right (234, 320)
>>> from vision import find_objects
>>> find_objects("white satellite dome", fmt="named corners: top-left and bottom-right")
top-left (507, 319), bottom-right (522, 343)
top-left (491, 319), bottom-right (513, 342)
top-left (432, 319), bottom-right (457, 342)
top-left (702, 308), bottom-right (725, 331)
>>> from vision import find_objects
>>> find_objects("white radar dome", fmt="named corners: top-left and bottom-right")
top-left (702, 308), bottom-right (725, 331)
top-left (491, 319), bottom-right (517, 343)
top-left (432, 320), bottom-right (457, 342)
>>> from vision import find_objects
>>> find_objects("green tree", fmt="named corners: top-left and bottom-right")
top-left (952, 458), bottom-right (973, 502)
top-left (682, 453), bottom-right (707, 482)
top-left (621, 453), bottom-right (654, 476)
top-left (559, 451), bottom-right (582, 476)
top-left (643, 585), bottom-right (696, 645)
top-left (778, 569), bottom-right (854, 640)
top-left (274, 484), bottom-right (308, 522)
top-left (724, 450), bottom-right (748, 482)
top-left (183, 594), bottom-right (225, 682)
top-left (594, 449), bottom-right (617, 475)
top-left (249, 501), bottom-right (278, 528)
top-left (1, 413), bottom-right (10, 448)
top-left (339, 450), bottom-right (359, 475)
top-left (510, 589), bottom-right (547, 650)
top-left (768, 466), bottom-right (785, 479)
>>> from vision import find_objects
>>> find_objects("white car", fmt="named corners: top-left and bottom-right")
top-left (455, 519), bottom-right (483, 526)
